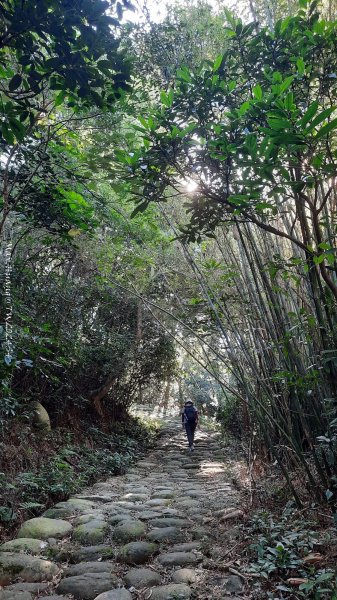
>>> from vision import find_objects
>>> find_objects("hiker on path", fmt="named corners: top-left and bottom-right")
top-left (182, 400), bottom-right (199, 451)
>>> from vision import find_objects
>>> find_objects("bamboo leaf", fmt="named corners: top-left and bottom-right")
top-left (315, 118), bottom-right (337, 140)
top-left (306, 107), bottom-right (336, 132)
top-left (300, 101), bottom-right (319, 126)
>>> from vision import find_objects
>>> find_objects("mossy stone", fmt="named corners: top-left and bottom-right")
top-left (73, 520), bottom-right (109, 545)
top-left (17, 517), bottom-right (72, 540)
top-left (0, 539), bottom-right (48, 555)
top-left (118, 541), bottom-right (158, 565)
top-left (0, 552), bottom-right (59, 586)
top-left (113, 520), bottom-right (145, 543)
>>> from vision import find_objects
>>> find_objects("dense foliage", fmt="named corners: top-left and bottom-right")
top-left (0, 0), bottom-right (176, 429)
top-left (0, 0), bottom-right (132, 235)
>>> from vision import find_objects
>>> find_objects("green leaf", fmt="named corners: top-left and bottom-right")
top-left (284, 92), bottom-right (294, 111)
top-left (223, 27), bottom-right (236, 38)
top-left (266, 131), bottom-right (305, 145)
top-left (170, 125), bottom-right (180, 138)
top-left (299, 582), bottom-right (315, 592)
top-left (253, 85), bottom-right (263, 100)
top-left (176, 67), bottom-right (191, 83)
top-left (148, 117), bottom-right (155, 131)
top-left (273, 71), bottom-right (282, 83)
top-left (256, 201), bottom-right (274, 211)
top-left (138, 116), bottom-right (149, 130)
top-left (178, 123), bottom-right (196, 138)
top-left (267, 116), bottom-right (291, 130)
top-left (1, 123), bottom-right (14, 145)
top-left (313, 254), bottom-right (325, 264)
top-left (8, 74), bottom-right (22, 92)
top-left (245, 133), bottom-right (257, 157)
top-left (213, 55), bottom-right (223, 72)
top-left (300, 101), bottom-right (319, 126)
top-left (224, 7), bottom-right (237, 28)
top-left (239, 101), bottom-right (250, 116)
top-left (311, 154), bottom-right (323, 168)
top-left (160, 90), bottom-right (169, 107)
top-left (326, 253), bottom-right (335, 265)
top-left (296, 57), bottom-right (305, 75)
top-left (55, 90), bottom-right (66, 107)
top-left (280, 16), bottom-right (291, 33)
top-left (316, 571), bottom-right (334, 582)
top-left (59, 189), bottom-right (88, 207)
top-left (306, 107), bottom-right (336, 132)
top-left (131, 201), bottom-right (149, 218)
top-left (315, 118), bottom-right (337, 140)
top-left (9, 118), bottom-right (25, 141)
top-left (280, 76), bottom-right (294, 93)
top-left (189, 298), bottom-right (204, 305)
top-left (167, 88), bottom-right (174, 106)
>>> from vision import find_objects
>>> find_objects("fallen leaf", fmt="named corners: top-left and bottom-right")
top-left (287, 578), bottom-right (309, 586)
top-left (220, 509), bottom-right (244, 521)
top-left (303, 553), bottom-right (323, 565)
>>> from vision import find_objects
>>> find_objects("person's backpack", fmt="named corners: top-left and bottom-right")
top-left (184, 405), bottom-right (197, 424)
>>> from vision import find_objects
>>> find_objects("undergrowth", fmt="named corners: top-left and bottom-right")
top-left (0, 416), bottom-right (160, 539)
top-left (245, 503), bottom-right (337, 599)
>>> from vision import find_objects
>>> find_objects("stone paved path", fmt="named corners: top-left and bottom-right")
top-left (0, 418), bottom-right (247, 600)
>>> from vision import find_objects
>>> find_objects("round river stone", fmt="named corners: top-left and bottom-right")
top-left (124, 567), bottom-right (161, 588)
top-left (147, 527), bottom-right (184, 543)
top-left (73, 519), bottom-right (109, 545)
top-left (118, 542), bottom-right (158, 565)
top-left (149, 518), bottom-right (188, 528)
top-left (17, 517), bottom-right (72, 540)
top-left (0, 552), bottom-right (59, 586)
top-left (64, 561), bottom-right (114, 577)
top-left (172, 568), bottom-right (197, 584)
top-left (157, 552), bottom-right (201, 567)
top-left (94, 590), bottom-right (132, 600)
top-left (57, 573), bottom-right (118, 600)
top-left (121, 493), bottom-right (148, 502)
top-left (0, 538), bottom-right (48, 555)
top-left (113, 520), bottom-right (145, 543)
top-left (149, 583), bottom-right (191, 600)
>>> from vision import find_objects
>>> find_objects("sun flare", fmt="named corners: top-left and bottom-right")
top-left (185, 180), bottom-right (198, 192)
